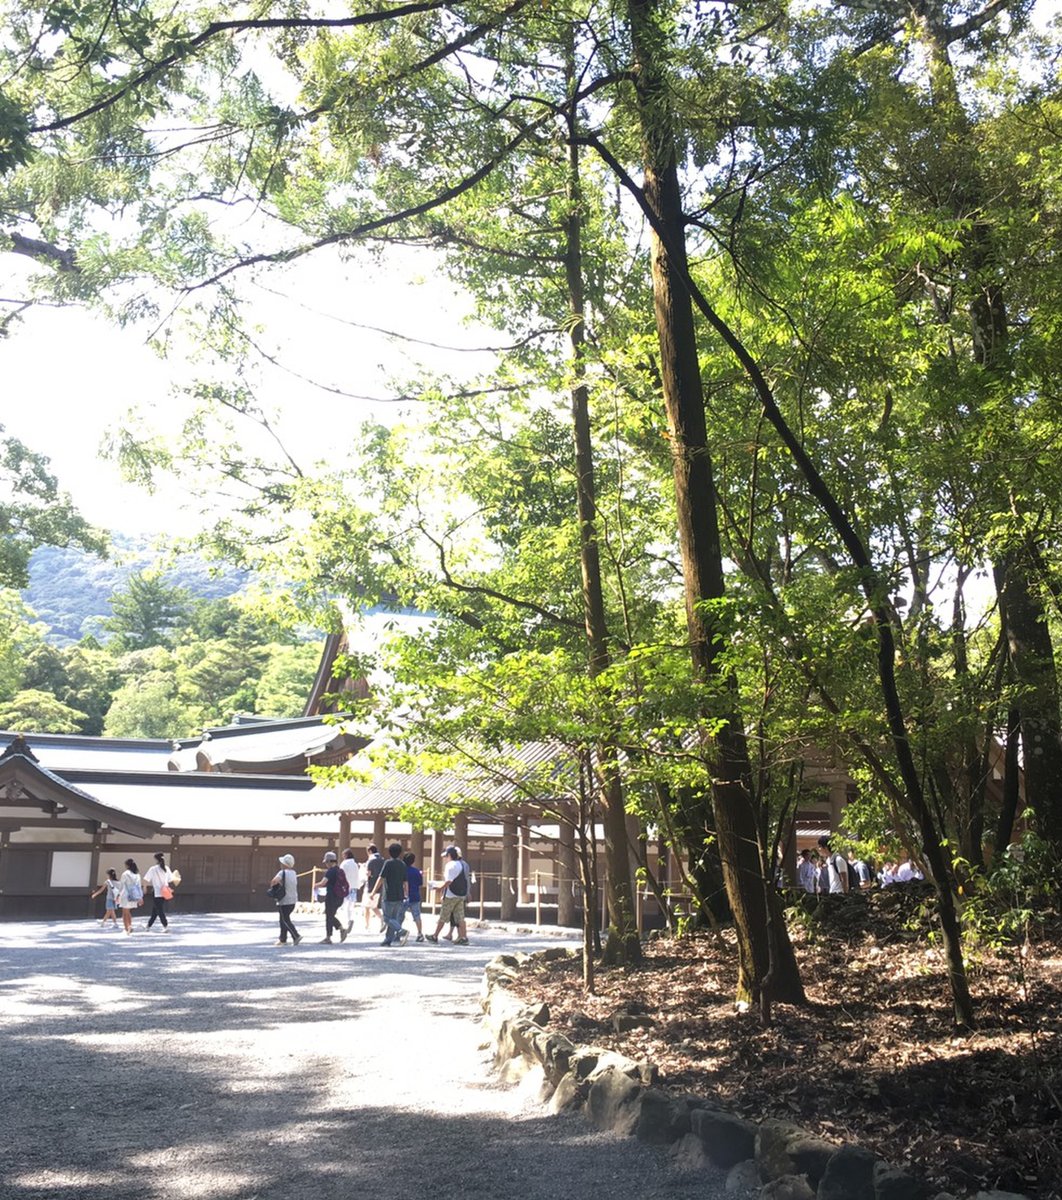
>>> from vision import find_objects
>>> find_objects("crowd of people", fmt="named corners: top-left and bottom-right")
top-left (89, 843), bottom-right (472, 947)
top-left (266, 842), bottom-right (473, 948)
top-left (792, 836), bottom-right (925, 895)
top-left (89, 852), bottom-right (180, 933)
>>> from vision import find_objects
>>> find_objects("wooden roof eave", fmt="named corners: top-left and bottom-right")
top-left (0, 744), bottom-right (163, 840)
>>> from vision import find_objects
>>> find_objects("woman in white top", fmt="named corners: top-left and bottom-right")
top-left (339, 849), bottom-right (361, 934)
top-left (269, 854), bottom-right (301, 946)
top-left (118, 858), bottom-right (143, 934)
top-left (143, 852), bottom-right (174, 932)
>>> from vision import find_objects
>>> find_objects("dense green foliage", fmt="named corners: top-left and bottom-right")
top-left (2, 568), bottom-right (321, 737)
top-left (3, 0), bottom-right (1062, 1012)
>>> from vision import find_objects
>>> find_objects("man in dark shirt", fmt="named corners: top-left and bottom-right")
top-left (402, 852), bottom-right (425, 942)
top-left (363, 844), bottom-right (385, 932)
top-left (372, 843), bottom-right (409, 946)
top-left (320, 851), bottom-right (348, 943)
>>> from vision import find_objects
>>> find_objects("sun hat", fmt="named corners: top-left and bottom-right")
top-left (278, 854), bottom-right (295, 867)
top-left (323, 851), bottom-right (337, 862)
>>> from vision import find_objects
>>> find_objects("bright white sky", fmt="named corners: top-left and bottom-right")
top-left (2, 244), bottom-right (495, 537)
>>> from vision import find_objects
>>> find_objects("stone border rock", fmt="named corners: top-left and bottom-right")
top-left (481, 949), bottom-right (1028, 1200)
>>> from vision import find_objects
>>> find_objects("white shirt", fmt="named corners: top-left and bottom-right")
top-left (119, 870), bottom-right (142, 906)
top-left (443, 859), bottom-right (468, 899)
top-left (144, 863), bottom-right (171, 893)
top-left (340, 858), bottom-right (361, 895)
top-left (797, 858), bottom-right (817, 893)
top-left (825, 853), bottom-right (848, 894)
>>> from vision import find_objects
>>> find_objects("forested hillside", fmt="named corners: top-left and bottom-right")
top-left (22, 540), bottom-right (249, 646)
top-left (0, 540), bottom-right (321, 738)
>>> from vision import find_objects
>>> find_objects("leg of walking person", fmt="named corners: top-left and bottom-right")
top-left (278, 905), bottom-right (300, 944)
top-left (324, 898), bottom-right (344, 942)
top-left (156, 897), bottom-right (168, 929)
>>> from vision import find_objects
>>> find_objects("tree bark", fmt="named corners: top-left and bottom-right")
top-left (917, 10), bottom-right (1062, 861)
top-left (565, 49), bottom-right (640, 966)
top-left (625, 0), bottom-right (803, 1007)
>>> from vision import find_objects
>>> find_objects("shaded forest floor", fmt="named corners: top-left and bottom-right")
top-left (508, 885), bottom-right (1062, 1199)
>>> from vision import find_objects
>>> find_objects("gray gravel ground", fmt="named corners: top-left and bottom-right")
top-left (0, 912), bottom-right (726, 1200)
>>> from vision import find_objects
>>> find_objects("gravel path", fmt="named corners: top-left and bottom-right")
top-left (0, 913), bottom-right (725, 1200)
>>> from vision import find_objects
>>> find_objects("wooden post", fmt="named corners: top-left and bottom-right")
top-left (557, 812), bottom-right (576, 928)
top-left (373, 814), bottom-right (387, 850)
top-left (339, 811), bottom-right (352, 853)
top-left (501, 816), bottom-right (518, 920)
top-left (534, 870), bottom-right (541, 926)
top-left (517, 816), bottom-right (530, 904)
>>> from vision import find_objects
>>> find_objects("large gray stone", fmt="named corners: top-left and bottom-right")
top-left (671, 1133), bottom-right (711, 1171)
top-left (788, 1135), bottom-right (839, 1185)
top-left (666, 1094), bottom-right (714, 1140)
top-left (586, 1065), bottom-right (644, 1135)
top-left (817, 1145), bottom-right (878, 1200)
top-left (727, 1161), bottom-right (761, 1193)
top-left (634, 1088), bottom-right (675, 1145)
top-left (757, 1122), bottom-right (837, 1184)
top-left (535, 945), bottom-right (573, 963)
top-left (874, 1165), bottom-right (928, 1200)
top-left (972, 1193), bottom-right (1032, 1200)
top-left (762, 1175), bottom-right (815, 1200)
top-left (547, 1072), bottom-right (585, 1114)
top-left (692, 1108), bottom-right (758, 1169)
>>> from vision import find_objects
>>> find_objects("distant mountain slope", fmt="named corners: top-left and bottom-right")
top-left (22, 540), bottom-right (250, 645)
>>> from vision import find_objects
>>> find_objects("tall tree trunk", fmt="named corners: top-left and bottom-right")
top-left (995, 706), bottom-right (1022, 858)
top-left (565, 49), bottom-right (640, 966)
top-left (625, 0), bottom-right (803, 1008)
top-left (918, 10), bottom-right (1062, 860)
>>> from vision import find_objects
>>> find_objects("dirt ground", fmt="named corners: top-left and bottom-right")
top-left (508, 885), bottom-right (1062, 1200)
top-left (0, 912), bottom-right (729, 1200)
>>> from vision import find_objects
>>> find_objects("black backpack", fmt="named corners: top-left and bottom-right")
top-left (845, 859), bottom-right (860, 892)
top-left (449, 863), bottom-right (468, 897)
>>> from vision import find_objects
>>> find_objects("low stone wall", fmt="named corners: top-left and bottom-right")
top-left (481, 950), bottom-right (1029, 1200)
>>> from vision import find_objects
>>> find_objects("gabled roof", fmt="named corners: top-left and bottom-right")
top-left (0, 737), bottom-right (163, 839)
top-left (168, 714), bottom-right (368, 773)
top-left (289, 740), bottom-right (581, 819)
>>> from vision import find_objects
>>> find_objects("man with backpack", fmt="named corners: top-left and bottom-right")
top-left (426, 845), bottom-right (470, 945)
top-left (817, 837), bottom-right (850, 895)
top-left (319, 851), bottom-right (349, 943)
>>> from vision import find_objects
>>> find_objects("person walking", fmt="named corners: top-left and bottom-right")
top-left (402, 852), bottom-right (424, 941)
top-left (143, 851), bottom-right (174, 932)
top-left (270, 854), bottom-right (302, 946)
top-left (319, 851), bottom-right (348, 944)
top-left (362, 844), bottom-right (384, 932)
top-left (118, 858), bottom-right (143, 934)
top-left (426, 846), bottom-right (470, 945)
top-left (90, 868), bottom-right (121, 928)
top-left (339, 849), bottom-right (361, 934)
top-left (372, 842), bottom-right (409, 946)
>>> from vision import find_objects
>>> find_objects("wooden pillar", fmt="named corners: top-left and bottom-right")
top-left (454, 812), bottom-right (468, 852)
top-left (373, 814), bottom-right (387, 850)
top-left (250, 836), bottom-right (260, 905)
top-left (517, 816), bottom-right (530, 904)
top-left (829, 783), bottom-right (846, 835)
top-left (89, 826), bottom-right (102, 918)
top-left (410, 827), bottom-right (425, 865)
top-left (557, 811), bottom-right (577, 929)
top-left (781, 815), bottom-right (797, 887)
top-left (429, 829), bottom-right (441, 908)
top-left (501, 815), bottom-right (518, 920)
top-left (339, 812), bottom-right (352, 853)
